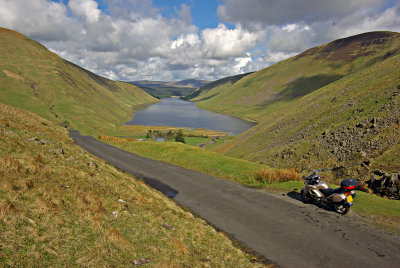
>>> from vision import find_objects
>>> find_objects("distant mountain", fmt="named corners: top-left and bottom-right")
top-left (130, 79), bottom-right (210, 98)
top-left (192, 31), bottom-right (400, 181)
top-left (0, 27), bottom-right (157, 135)
top-left (172, 79), bottom-right (210, 88)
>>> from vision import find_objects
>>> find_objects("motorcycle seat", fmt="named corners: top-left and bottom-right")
top-left (321, 188), bottom-right (342, 197)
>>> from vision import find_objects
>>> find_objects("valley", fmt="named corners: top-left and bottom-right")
top-left (1, 26), bottom-right (400, 267)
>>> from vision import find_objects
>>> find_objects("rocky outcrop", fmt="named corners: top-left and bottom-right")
top-left (366, 172), bottom-right (400, 200)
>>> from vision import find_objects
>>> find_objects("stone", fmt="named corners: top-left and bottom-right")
top-left (87, 161), bottom-right (98, 169)
top-left (112, 211), bottom-right (120, 217)
top-left (36, 139), bottom-right (51, 145)
top-left (48, 148), bottom-right (64, 155)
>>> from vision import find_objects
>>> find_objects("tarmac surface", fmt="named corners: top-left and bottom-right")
top-left (70, 130), bottom-right (400, 268)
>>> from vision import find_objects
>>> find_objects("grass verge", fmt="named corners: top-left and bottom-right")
top-left (99, 135), bottom-right (302, 187)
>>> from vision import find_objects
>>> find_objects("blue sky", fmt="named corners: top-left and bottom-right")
top-left (153, 0), bottom-right (220, 29)
top-left (1, 0), bottom-right (399, 81)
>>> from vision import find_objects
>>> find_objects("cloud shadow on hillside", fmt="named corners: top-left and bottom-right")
top-left (279, 74), bottom-right (343, 99)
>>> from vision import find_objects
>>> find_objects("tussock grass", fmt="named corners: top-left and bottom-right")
top-left (0, 103), bottom-right (264, 267)
top-left (98, 134), bottom-right (136, 144)
top-left (255, 168), bottom-right (301, 184)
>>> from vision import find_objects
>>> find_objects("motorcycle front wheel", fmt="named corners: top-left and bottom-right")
top-left (333, 203), bottom-right (350, 215)
top-left (301, 188), bottom-right (313, 204)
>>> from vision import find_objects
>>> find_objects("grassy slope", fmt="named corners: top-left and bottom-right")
top-left (217, 51), bottom-right (400, 181)
top-left (0, 27), bottom-right (158, 135)
top-left (183, 72), bottom-right (252, 102)
top-left (191, 32), bottom-right (400, 122)
top-left (0, 102), bottom-right (264, 267)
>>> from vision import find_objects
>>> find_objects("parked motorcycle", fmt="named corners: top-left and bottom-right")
top-left (301, 171), bottom-right (360, 214)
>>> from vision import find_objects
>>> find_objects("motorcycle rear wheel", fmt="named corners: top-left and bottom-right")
top-left (301, 189), bottom-right (312, 204)
top-left (333, 203), bottom-right (350, 215)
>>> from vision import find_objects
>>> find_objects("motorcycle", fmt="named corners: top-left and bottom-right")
top-left (301, 171), bottom-right (360, 215)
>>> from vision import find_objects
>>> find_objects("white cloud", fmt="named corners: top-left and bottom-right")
top-left (68, 0), bottom-right (101, 23)
top-left (201, 24), bottom-right (266, 59)
top-left (0, 0), bottom-right (399, 82)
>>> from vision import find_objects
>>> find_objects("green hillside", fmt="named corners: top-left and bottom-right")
top-left (183, 72), bottom-right (252, 101)
top-left (0, 27), bottom-right (158, 135)
top-left (216, 49), bottom-right (400, 182)
top-left (191, 31), bottom-right (400, 123)
top-left (0, 102), bottom-right (262, 267)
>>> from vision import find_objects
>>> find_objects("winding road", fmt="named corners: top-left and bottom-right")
top-left (70, 130), bottom-right (400, 268)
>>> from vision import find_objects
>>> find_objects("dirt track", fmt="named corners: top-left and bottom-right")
top-left (70, 130), bottom-right (400, 268)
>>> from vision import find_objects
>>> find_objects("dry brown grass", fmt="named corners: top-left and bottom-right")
top-left (98, 134), bottom-right (137, 144)
top-left (0, 119), bottom-right (10, 127)
top-left (255, 168), bottom-right (301, 184)
top-left (0, 199), bottom-right (17, 217)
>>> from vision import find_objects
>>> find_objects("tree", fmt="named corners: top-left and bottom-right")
top-left (146, 130), bottom-right (152, 139)
top-left (175, 129), bottom-right (186, 143)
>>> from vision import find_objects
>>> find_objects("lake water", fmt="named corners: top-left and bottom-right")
top-left (125, 98), bottom-right (256, 135)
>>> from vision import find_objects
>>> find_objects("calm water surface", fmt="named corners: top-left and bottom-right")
top-left (125, 98), bottom-right (256, 135)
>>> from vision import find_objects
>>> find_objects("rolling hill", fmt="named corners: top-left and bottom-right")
top-left (0, 27), bottom-right (158, 135)
top-left (209, 32), bottom-right (400, 181)
top-left (190, 32), bottom-right (400, 123)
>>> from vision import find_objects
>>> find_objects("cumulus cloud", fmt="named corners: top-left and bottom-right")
top-left (201, 24), bottom-right (266, 58)
top-left (68, 0), bottom-right (102, 23)
top-left (0, 0), bottom-right (72, 41)
top-left (0, 0), bottom-right (399, 82)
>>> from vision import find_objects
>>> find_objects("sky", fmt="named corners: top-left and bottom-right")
top-left (0, 0), bottom-right (399, 82)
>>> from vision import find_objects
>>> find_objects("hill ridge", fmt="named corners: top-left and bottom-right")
top-left (190, 31), bottom-right (400, 123)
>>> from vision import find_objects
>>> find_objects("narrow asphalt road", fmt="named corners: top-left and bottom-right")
top-left (70, 130), bottom-right (400, 268)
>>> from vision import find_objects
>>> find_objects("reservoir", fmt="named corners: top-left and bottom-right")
top-left (125, 98), bottom-right (256, 135)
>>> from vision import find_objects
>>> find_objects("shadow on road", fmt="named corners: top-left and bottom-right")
top-left (287, 190), bottom-right (302, 201)
top-left (141, 176), bottom-right (179, 198)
